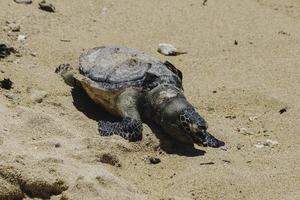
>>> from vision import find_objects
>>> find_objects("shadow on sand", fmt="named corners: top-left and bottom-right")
top-left (71, 86), bottom-right (205, 157)
top-left (71, 87), bottom-right (117, 122)
top-left (145, 121), bottom-right (206, 157)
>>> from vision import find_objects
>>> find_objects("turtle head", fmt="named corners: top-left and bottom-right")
top-left (147, 84), bottom-right (224, 147)
top-left (160, 98), bottom-right (224, 148)
top-left (177, 107), bottom-right (224, 147)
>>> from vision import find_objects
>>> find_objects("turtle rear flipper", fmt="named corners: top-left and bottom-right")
top-left (98, 88), bottom-right (143, 141)
top-left (55, 64), bottom-right (77, 87)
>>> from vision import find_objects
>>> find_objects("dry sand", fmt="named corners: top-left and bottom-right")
top-left (0, 0), bottom-right (300, 199)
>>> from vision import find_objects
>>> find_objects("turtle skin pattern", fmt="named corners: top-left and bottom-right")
top-left (203, 134), bottom-right (224, 148)
top-left (98, 117), bottom-right (143, 142)
top-left (179, 107), bottom-right (208, 132)
top-left (179, 107), bottom-right (224, 148)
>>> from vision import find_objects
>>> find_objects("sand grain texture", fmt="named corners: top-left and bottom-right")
top-left (0, 0), bottom-right (299, 199)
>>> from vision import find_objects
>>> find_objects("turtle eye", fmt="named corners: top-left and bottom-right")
top-left (179, 107), bottom-right (208, 133)
top-left (181, 121), bottom-right (190, 132)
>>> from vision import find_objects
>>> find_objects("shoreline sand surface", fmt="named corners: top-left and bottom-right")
top-left (0, 0), bottom-right (299, 199)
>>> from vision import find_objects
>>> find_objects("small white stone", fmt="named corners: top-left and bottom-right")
top-left (158, 43), bottom-right (185, 56)
top-left (158, 43), bottom-right (177, 55)
top-left (255, 139), bottom-right (279, 148)
top-left (249, 116), bottom-right (258, 121)
top-left (255, 143), bottom-right (264, 148)
top-left (17, 34), bottom-right (27, 42)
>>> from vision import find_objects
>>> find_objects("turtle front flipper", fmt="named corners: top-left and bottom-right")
top-left (98, 88), bottom-right (143, 142)
top-left (98, 117), bottom-right (142, 141)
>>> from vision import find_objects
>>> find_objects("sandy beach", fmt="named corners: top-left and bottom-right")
top-left (0, 0), bottom-right (299, 199)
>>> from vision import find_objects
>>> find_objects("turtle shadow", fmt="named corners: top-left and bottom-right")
top-left (70, 86), bottom-right (205, 157)
top-left (71, 86), bottom-right (117, 122)
top-left (145, 121), bottom-right (206, 157)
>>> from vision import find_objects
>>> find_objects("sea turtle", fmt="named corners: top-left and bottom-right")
top-left (56, 46), bottom-right (224, 148)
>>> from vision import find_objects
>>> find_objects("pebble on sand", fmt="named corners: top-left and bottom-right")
top-left (14, 0), bottom-right (32, 4)
top-left (17, 34), bottom-right (27, 42)
top-left (255, 143), bottom-right (264, 148)
top-left (39, 0), bottom-right (56, 12)
top-left (11, 25), bottom-right (21, 32)
top-left (255, 139), bottom-right (279, 148)
top-left (5, 21), bottom-right (21, 32)
top-left (143, 155), bottom-right (161, 164)
top-left (29, 89), bottom-right (48, 103)
top-left (237, 127), bottom-right (253, 135)
top-left (264, 139), bottom-right (279, 146)
top-left (279, 107), bottom-right (287, 114)
top-left (220, 146), bottom-right (228, 151)
top-left (54, 143), bottom-right (61, 148)
top-left (0, 44), bottom-right (17, 58)
top-left (0, 78), bottom-right (13, 90)
top-left (96, 153), bottom-right (121, 167)
top-left (158, 43), bottom-right (187, 56)
top-left (236, 143), bottom-right (244, 150)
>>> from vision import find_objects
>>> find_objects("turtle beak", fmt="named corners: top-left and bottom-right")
top-left (193, 130), bottom-right (225, 148)
top-left (177, 107), bottom-right (224, 147)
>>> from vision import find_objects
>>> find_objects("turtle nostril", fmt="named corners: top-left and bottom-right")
top-left (197, 126), bottom-right (207, 132)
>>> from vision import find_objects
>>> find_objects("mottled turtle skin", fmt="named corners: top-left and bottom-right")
top-left (56, 46), bottom-right (224, 147)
